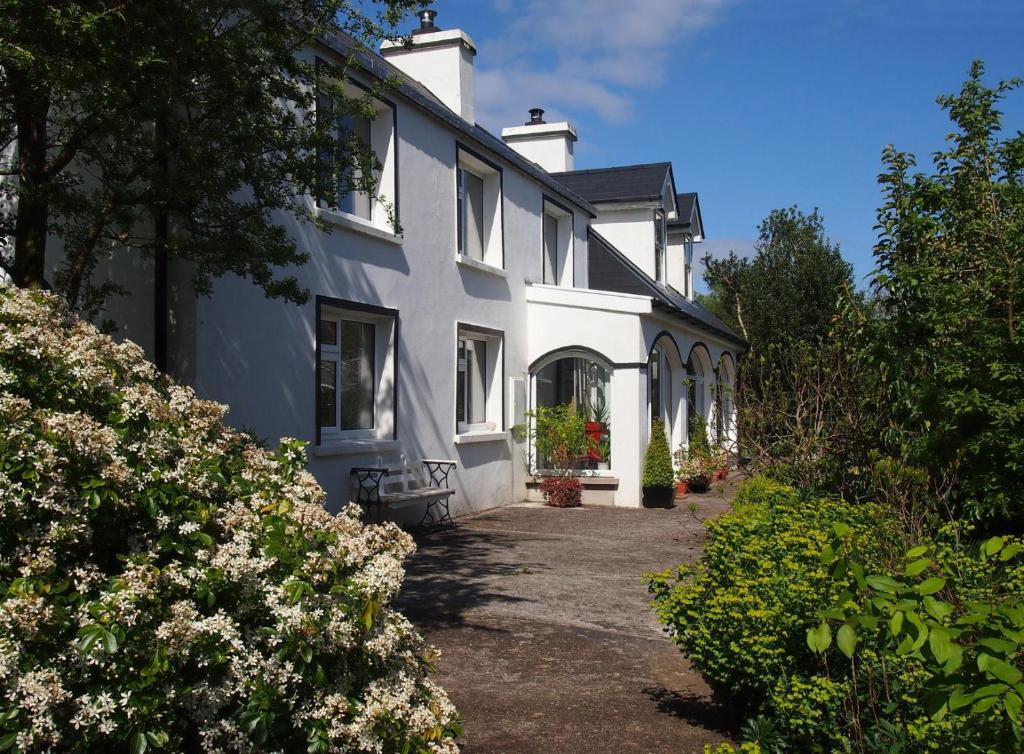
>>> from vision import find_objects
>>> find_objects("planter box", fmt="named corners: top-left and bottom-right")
top-left (643, 485), bottom-right (675, 509)
top-left (526, 475), bottom-right (618, 506)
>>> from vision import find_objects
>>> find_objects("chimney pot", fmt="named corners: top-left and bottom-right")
top-left (414, 9), bottom-right (438, 34)
top-left (526, 107), bottom-right (546, 125)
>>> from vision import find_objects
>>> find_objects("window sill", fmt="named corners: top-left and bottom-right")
top-left (455, 254), bottom-right (507, 278)
top-left (453, 430), bottom-right (507, 445)
top-left (312, 438), bottom-right (399, 457)
top-left (316, 207), bottom-right (403, 245)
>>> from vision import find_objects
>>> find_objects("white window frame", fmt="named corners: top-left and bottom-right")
top-left (316, 298), bottom-right (396, 447)
top-left (456, 145), bottom-right (503, 271)
top-left (314, 67), bottom-right (399, 235)
top-left (455, 323), bottom-right (504, 439)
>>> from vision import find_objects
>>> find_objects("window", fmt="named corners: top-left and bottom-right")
top-left (315, 67), bottom-right (399, 234)
top-left (543, 212), bottom-right (558, 284)
top-left (654, 209), bottom-right (667, 283)
top-left (456, 146), bottom-right (503, 269)
top-left (457, 337), bottom-right (487, 427)
top-left (455, 324), bottom-right (504, 436)
top-left (541, 197), bottom-right (572, 286)
top-left (684, 234), bottom-right (694, 299)
top-left (316, 298), bottom-right (397, 445)
top-left (458, 167), bottom-right (485, 260)
top-left (532, 352), bottom-right (611, 471)
top-left (649, 346), bottom-right (662, 422)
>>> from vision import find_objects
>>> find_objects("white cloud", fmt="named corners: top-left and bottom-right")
top-left (473, 0), bottom-right (728, 131)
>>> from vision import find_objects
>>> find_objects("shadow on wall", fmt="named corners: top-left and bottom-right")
top-left (395, 524), bottom-right (548, 629)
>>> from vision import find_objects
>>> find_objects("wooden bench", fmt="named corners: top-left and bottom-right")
top-left (350, 455), bottom-right (457, 528)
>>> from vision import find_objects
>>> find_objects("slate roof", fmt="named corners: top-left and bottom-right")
top-left (670, 192), bottom-right (697, 225)
top-left (319, 31), bottom-right (597, 217)
top-left (549, 163), bottom-right (675, 205)
top-left (587, 230), bottom-right (744, 347)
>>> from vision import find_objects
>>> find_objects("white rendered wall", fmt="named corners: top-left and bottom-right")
top-left (192, 96), bottom-right (592, 519)
top-left (381, 32), bottom-right (476, 124)
top-left (667, 230), bottom-right (688, 295)
top-left (592, 207), bottom-right (657, 280)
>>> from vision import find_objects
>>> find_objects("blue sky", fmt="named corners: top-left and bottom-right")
top-left (431, 0), bottom-right (1024, 290)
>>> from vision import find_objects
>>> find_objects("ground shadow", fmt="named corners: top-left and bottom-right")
top-left (396, 524), bottom-right (548, 628)
top-left (643, 686), bottom-right (740, 739)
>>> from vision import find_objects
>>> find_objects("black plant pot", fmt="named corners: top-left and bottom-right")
top-left (643, 485), bottom-right (676, 509)
top-left (687, 476), bottom-right (711, 494)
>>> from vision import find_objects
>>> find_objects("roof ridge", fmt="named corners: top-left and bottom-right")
top-left (550, 161), bottom-right (672, 177)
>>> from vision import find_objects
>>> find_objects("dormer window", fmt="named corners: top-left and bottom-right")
top-left (654, 209), bottom-right (667, 283)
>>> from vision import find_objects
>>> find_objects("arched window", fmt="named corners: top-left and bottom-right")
top-left (717, 353), bottom-right (737, 451)
top-left (685, 344), bottom-right (713, 445)
top-left (532, 350), bottom-right (611, 471)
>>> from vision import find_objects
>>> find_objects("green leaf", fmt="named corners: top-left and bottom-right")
top-left (0, 734), bottom-right (17, 752)
top-left (916, 577), bottom-right (946, 595)
top-left (922, 595), bottom-right (954, 621)
top-left (866, 575), bottom-right (901, 593)
top-left (1005, 692), bottom-right (1023, 724)
top-left (905, 544), bottom-right (929, 559)
top-left (832, 522), bottom-right (850, 538)
top-left (982, 536), bottom-right (1005, 557)
top-left (837, 623), bottom-right (858, 658)
top-left (807, 621), bottom-right (832, 654)
top-left (979, 637), bottom-right (1018, 655)
top-left (904, 558), bottom-right (930, 577)
top-left (978, 654), bottom-right (1023, 685)
top-left (928, 625), bottom-right (954, 664)
top-left (1000, 543), bottom-right (1023, 561)
top-left (131, 732), bottom-right (148, 754)
top-left (889, 610), bottom-right (904, 637)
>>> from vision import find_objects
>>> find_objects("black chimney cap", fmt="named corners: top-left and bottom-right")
top-left (413, 9), bottom-right (438, 34)
top-left (526, 107), bottom-right (546, 126)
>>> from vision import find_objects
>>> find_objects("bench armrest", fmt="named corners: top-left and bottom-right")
top-left (421, 459), bottom-right (457, 489)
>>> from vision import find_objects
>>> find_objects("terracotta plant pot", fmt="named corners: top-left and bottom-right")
top-left (715, 468), bottom-right (728, 481)
top-left (675, 481), bottom-right (688, 496)
top-left (585, 421), bottom-right (607, 461)
top-left (643, 485), bottom-right (675, 509)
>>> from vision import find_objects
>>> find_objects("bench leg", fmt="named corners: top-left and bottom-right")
top-left (417, 495), bottom-right (454, 530)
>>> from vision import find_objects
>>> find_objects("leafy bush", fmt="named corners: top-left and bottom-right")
top-left (730, 475), bottom-right (798, 509)
top-left (805, 527), bottom-right (1024, 752)
top-left (647, 476), bottom-right (892, 711)
top-left (643, 419), bottom-right (674, 488)
top-left (0, 288), bottom-right (459, 753)
top-left (538, 476), bottom-right (582, 508)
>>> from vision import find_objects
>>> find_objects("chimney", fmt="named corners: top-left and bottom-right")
top-left (380, 10), bottom-right (477, 124)
top-left (501, 108), bottom-right (578, 173)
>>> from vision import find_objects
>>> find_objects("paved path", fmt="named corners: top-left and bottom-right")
top-left (397, 479), bottom-right (740, 754)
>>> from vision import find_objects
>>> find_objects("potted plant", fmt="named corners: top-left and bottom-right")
top-left (526, 404), bottom-right (589, 507)
top-left (585, 396), bottom-right (608, 462)
top-left (682, 414), bottom-right (713, 493)
top-left (642, 418), bottom-right (675, 508)
top-left (595, 435), bottom-right (611, 471)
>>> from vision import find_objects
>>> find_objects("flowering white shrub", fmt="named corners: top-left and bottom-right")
top-left (0, 287), bottom-right (460, 753)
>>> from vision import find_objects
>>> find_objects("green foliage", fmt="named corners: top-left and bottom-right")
top-left (643, 418), bottom-right (675, 488)
top-left (0, 287), bottom-right (459, 752)
top-left (527, 404), bottom-right (591, 472)
top-left (865, 61), bottom-right (1024, 526)
top-left (674, 413), bottom-right (724, 487)
top-left (805, 528), bottom-right (1024, 753)
top-left (701, 206), bottom-right (854, 354)
top-left (646, 477), bottom-right (893, 712)
top-left (0, 0), bottom-right (425, 315)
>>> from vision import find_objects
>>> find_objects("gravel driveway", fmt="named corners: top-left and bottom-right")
top-left (396, 479), bottom-right (739, 754)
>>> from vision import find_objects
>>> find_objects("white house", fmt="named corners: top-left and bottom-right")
top-left (23, 10), bottom-right (744, 517)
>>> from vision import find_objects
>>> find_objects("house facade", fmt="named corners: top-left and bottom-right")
top-left (23, 10), bottom-right (744, 517)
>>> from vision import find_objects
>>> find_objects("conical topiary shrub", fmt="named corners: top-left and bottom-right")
top-left (0, 288), bottom-right (460, 753)
top-left (643, 418), bottom-right (676, 507)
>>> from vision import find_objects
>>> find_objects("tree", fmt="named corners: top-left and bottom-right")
top-left (701, 207), bottom-right (854, 355)
top-left (0, 0), bottom-right (423, 319)
top-left (866, 61), bottom-right (1024, 526)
